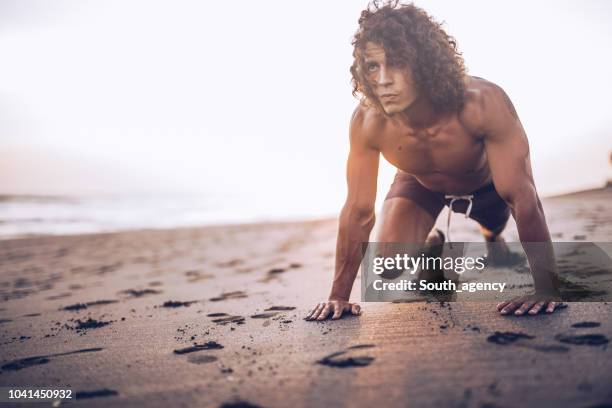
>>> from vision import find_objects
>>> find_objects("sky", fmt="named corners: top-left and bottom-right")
top-left (1, 0), bottom-right (611, 218)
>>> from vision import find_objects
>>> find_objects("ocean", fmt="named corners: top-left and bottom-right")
top-left (0, 194), bottom-right (328, 240)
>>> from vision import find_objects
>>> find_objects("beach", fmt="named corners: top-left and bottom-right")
top-left (1, 186), bottom-right (611, 407)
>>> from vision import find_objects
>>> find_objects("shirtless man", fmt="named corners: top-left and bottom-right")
top-left (305, 2), bottom-right (561, 321)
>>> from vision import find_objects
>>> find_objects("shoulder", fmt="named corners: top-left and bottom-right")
top-left (458, 76), bottom-right (518, 137)
top-left (349, 103), bottom-right (387, 149)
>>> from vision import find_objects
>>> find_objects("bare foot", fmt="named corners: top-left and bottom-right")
top-left (417, 229), bottom-right (446, 282)
top-left (484, 235), bottom-right (525, 266)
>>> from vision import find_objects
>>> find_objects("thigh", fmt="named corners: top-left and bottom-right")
top-left (375, 197), bottom-right (440, 243)
top-left (468, 194), bottom-right (512, 234)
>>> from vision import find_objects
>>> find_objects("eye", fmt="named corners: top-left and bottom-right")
top-left (366, 62), bottom-right (378, 73)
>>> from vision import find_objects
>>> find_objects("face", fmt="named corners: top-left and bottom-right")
top-left (362, 42), bottom-right (418, 114)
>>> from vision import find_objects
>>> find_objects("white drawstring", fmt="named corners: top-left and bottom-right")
top-left (444, 194), bottom-right (474, 247)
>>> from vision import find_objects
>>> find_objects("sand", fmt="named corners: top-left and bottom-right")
top-left (0, 186), bottom-right (611, 407)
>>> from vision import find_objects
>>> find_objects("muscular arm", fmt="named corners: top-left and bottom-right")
top-left (330, 108), bottom-right (380, 301)
top-left (478, 84), bottom-right (560, 310)
top-left (305, 107), bottom-right (379, 320)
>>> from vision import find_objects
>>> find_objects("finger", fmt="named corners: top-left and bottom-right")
top-left (497, 301), bottom-right (510, 311)
top-left (545, 301), bottom-right (558, 313)
top-left (331, 304), bottom-right (343, 320)
top-left (316, 304), bottom-right (332, 321)
top-left (304, 306), bottom-right (316, 320)
top-left (515, 301), bottom-right (536, 316)
top-left (351, 303), bottom-right (361, 316)
top-left (501, 301), bottom-right (520, 315)
top-left (305, 303), bottom-right (322, 320)
top-left (306, 302), bottom-right (324, 320)
top-left (528, 301), bottom-right (546, 315)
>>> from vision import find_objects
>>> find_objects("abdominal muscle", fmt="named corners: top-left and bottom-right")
top-left (411, 167), bottom-right (492, 195)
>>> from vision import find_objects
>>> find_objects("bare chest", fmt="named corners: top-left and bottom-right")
top-left (377, 116), bottom-right (486, 178)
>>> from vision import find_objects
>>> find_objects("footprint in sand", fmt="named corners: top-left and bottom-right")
top-left (61, 299), bottom-right (118, 311)
top-left (211, 316), bottom-right (246, 325)
top-left (209, 291), bottom-right (248, 302)
top-left (184, 270), bottom-right (215, 283)
top-left (187, 355), bottom-right (218, 365)
top-left (250, 312), bottom-right (278, 319)
top-left (75, 389), bottom-right (119, 400)
top-left (120, 288), bottom-right (162, 298)
top-left (220, 400), bottom-right (262, 408)
top-left (65, 318), bottom-right (113, 334)
top-left (1, 347), bottom-right (103, 372)
top-left (571, 321), bottom-right (601, 328)
top-left (555, 333), bottom-right (609, 346)
top-left (486, 331), bottom-right (570, 353)
top-left (173, 341), bottom-right (224, 355)
top-left (159, 300), bottom-right (199, 308)
top-left (317, 344), bottom-right (376, 368)
top-left (487, 331), bottom-right (535, 345)
top-left (264, 306), bottom-right (296, 311)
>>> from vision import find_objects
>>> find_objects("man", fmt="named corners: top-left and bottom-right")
top-left (305, 1), bottom-right (561, 321)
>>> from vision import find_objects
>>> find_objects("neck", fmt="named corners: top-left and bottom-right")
top-left (395, 96), bottom-right (438, 129)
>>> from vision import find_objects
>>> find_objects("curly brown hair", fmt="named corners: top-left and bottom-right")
top-left (350, 1), bottom-right (467, 114)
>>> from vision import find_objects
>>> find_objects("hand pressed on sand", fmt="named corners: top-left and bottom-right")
top-left (304, 300), bottom-right (361, 321)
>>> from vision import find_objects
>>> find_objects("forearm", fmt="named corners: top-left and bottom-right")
top-left (512, 194), bottom-right (559, 294)
top-left (329, 207), bottom-right (376, 301)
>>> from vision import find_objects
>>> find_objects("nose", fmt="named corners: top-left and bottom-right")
top-left (377, 66), bottom-right (393, 87)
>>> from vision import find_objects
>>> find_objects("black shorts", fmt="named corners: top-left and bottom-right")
top-left (384, 171), bottom-right (511, 232)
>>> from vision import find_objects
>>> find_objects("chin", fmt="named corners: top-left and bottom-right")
top-left (383, 104), bottom-right (404, 115)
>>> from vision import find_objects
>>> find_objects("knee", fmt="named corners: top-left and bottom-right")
top-left (480, 222), bottom-right (507, 240)
top-left (376, 198), bottom-right (434, 243)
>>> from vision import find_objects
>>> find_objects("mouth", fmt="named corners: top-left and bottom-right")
top-left (379, 93), bottom-right (398, 102)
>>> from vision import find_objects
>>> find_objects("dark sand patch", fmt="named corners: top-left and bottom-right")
top-left (96, 262), bottom-right (122, 275)
top-left (75, 389), bottom-right (119, 399)
top-left (1, 347), bottom-right (103, 371)
top-left (216, 259), bottom-right (244, 268)
top-left (188, 355), bottom-right (218, 364)
top-left (62, 303), bottom-right (88, 311)
top-left (347, 344), bottom-right (376, 350)
top-left (250, 312), bottom-right (278, 319)
top-left (524, 344), bottom-right (571, 353)
top-left (264, 306), bottom-right (296, 311)
top-left (209, 291), bottom-right (247, 302)
top-left (487, 332), bottom-right (535, 345)
top-left (571, 321), bottom-right (601, 328)
top-left (211, 316), bottom-right (246, 325)
top-left (174, 341), bottom-right (224, 355)
top-left (184, 270), bottom-right (214, 282)
top-left (160, 300), bottom-right (198, 308)
top-left (317, 350), bottom-right (375, 368)
top-left (65, 318), bottom-right (113, 334)
top-left (555, 333), bottom-right (609, 346)
top-left (260, 267), bottom-right (291, 283)
top-left (61, 299), bottom-right (119, 311)
top-left (555, 274), bottom-right (608, 301)
top-left (220, 400), bottom-right (262, 408)
top-left (120, 288), bottom-right (162, 297)
top-left (46, 293), bottom-right (72, 300)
